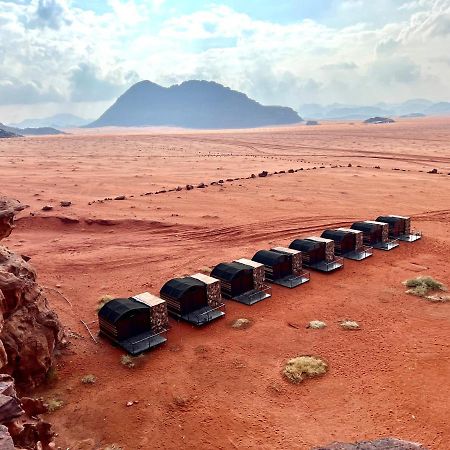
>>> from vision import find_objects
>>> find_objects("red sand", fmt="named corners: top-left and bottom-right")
top-left (1, 118), bottom-right (449, 449)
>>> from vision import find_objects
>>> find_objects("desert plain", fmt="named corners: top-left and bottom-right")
top-left (1, 117), bottom-right (449, 449)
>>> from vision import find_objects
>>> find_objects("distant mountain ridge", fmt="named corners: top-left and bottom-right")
top-left (10, 114), bottom-right (90, 129)
top-left (0, 123), bottom-right (66, 136)
top-left (0, 128), bottom-right (20, 138)
top-left (87, 80), bottom-right (302, 129)
top-left (298, 99), bottom-right (450, 119)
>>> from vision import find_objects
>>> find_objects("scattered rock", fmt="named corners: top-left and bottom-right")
top-left (41, 205), bottom-right (53, 211)
top-left (288, 169), bottom-right (294, 173)
top-left (364, 117), bottom-right (395, 124)
top-left (59, 217), bottom-right (79, 224)
top-left (427, 168), bottom-right (438, 174)
top-left (185, 184), bottom-right (194, 190)
top-left (60, 201), bottom-right (72, 207)
top-left (114, 195), bottom-right (126, 200)
top-left (197, 183), bottom-right (206, 188)
top-left (313, 438), bottom-right (428, 449)
top-left (258, 171), bottom-right (268, 177)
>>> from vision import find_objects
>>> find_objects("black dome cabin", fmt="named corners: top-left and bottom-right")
top-left (351, 220), bottom-right (399, 251)
top-left (321, 229), bottom-right (373, 261)
top-left (376, 215), bottom-right (421, 242)
top-left (289, 236), bottom-right (344, 272)
top-left (211, 260), bottom-right (271, 305)
top-left (98, 292), bottom-right (169, 355)
top-left (160, 273), bottom-right (224, 325)
top-left (252, 248), bottom-right (310, 288)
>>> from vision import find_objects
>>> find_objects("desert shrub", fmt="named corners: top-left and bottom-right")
top-left (283, 356), bottom-right (328, 384)
top-left (97, 294), bottom-right (114, 312)
top-left (403, 276), bottom-right (446, 298)
top-left (307, 320), bottom-right (326, 329)
top-left (340, 320), bottom-right (360, 330)
top-left (81, 374), bottom-right (96, 384)
top-left (46, 398), bottom-right (64, 412)
top-left (45, 365), bottom-right (58, 383)
top-left (102, 445), bottom-right (123, 450)
top-left (121, 354), bottom-right (144, 369)
top-left (231, 318), bottom-right (251, 329)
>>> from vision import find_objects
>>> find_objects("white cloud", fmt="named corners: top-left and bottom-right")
top-left (0, 0), bottom-right (449, 121)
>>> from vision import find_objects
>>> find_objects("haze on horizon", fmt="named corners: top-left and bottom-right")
top-left (1, 0), bottom-right (450, 123)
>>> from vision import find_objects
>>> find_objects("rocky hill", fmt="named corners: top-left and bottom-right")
top-left (87, 80), bottom-right (302, 129)
top-left (0, 123), bottom-right (65, 136)
top-left (0, 129), bottom-right (20, 138)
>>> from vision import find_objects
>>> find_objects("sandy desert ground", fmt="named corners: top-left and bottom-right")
top-left (1, 117), bottom-right (450, 449)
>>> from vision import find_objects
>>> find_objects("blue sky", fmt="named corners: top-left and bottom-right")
top-left (0, 0), bottom-right (449, 121)
top-left (72, 0), bottom-right (334, 24)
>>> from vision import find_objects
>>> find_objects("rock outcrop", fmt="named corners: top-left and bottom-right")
top-left (1, 198), bottom-right (64, 389)
top-left (0, 374), bottom-right (54, 449)
top-left (0, 197), bottom-right (63, 448)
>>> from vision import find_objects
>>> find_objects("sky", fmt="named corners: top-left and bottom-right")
top-left (0, 0), bottom-right (450, 122)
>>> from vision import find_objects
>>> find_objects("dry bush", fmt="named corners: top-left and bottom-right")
top-left (45, 365), bottom-right (58, 383)
top-left (97, 294), bottom-right (114, 312)
top-left (340, 320), bottom-right (360, 330)
top-left (231, 318), bottom-right (251, 329)
top-left (283, 356), bottom-right (328, 384)
top-left (121, 354), bottom-right (144, 369)
top-left (403, 276), bottom-right (447, 298)
top-left (81, 374), bottom-right (96, 384)
top-left (307, 320), bottom-right (327, 329)
top-left (46, 398), bottom-right (64, 412)
top-left (102, 445), bottom-right (123, 450)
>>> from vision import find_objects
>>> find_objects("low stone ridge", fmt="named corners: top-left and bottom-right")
top-left (314, 438), bottom-right (428, 450)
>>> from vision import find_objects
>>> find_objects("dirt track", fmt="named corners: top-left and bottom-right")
top-left (1, 118), bottom-right (449, 449)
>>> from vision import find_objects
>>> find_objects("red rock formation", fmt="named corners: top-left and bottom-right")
top-left (0, 374), bottom-right (54, 449)
top-left (0, 198), bottom-right (64, 389)
top-left (0, 197), bottom-right (63, 449)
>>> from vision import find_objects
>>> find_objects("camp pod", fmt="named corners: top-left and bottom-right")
top-left (98, 292), bottom-right (169, 355)
top-left (251, 248), bottom-right (310, 288)
top-left (322, 228), bottom-right (373, 261)
top-left (160, 273), bottom-right (225, 325)
top-left (289, 236), bottom-right (344, 272)
top-left (376, 215), bottom-right (421, 242)
top-left (351, 220), bottom-right (399, 250)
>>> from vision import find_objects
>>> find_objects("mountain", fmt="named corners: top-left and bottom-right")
top-left (11, 114), bottom-right (90, 129)
top-left (424, 102), bottom-right (450, 115)
top-left (298, 99), bottom-right (450, 119)
top-left (0, 123), bottom-right (66, 136)
top-left (87, 80), bottom-right (302, 129)
top-left (0, 129), bottom-right (21, 138)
